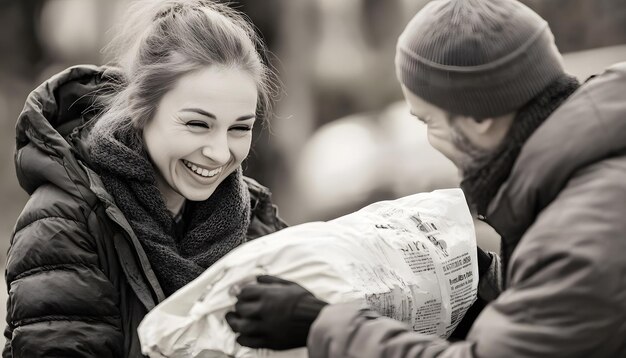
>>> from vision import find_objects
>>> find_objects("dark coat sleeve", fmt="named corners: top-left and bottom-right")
top-left (307, 162), bottom-right (626, 358)
top-left (308, 303), bottom-right (474, 358)
top-left (4, 184), bottom-right (123, 357)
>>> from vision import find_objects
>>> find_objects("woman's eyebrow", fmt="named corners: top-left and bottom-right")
top-left (180, 108), bottom-right (216, 119)
top-left (180, 108), bottom-right (255, 121)
top-left (235, 114), bottom-right (256, 121)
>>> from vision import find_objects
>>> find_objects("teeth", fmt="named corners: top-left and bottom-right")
top-left (209, 168), bottom-right (220, 176)
top-left (183, 160), bottom-right (222, 178)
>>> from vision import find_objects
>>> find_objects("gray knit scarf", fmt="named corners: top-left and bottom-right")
top-left (89, 126), bottom-right (250, 297)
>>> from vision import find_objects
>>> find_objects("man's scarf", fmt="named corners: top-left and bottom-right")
top-left (460, 75), bottom-right (581, 217)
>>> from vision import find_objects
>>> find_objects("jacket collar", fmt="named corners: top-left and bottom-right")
top-left (486, 63), bottom-right (626, 240)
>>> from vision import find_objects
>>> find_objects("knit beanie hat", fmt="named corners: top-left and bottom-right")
top-left (395, 0), bottom-right (565, 119)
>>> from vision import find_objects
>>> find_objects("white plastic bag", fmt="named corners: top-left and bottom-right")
top-left (139, 189), bottom-right (478, 358)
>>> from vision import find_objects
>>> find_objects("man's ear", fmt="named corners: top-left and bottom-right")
top-left (453, 115), bottom-right (495, 135)
top-left (454, 114), bottom-right (514, 150)
top-left (468, 117), bottom-right (495, 135)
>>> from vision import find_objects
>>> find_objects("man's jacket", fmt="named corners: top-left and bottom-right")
top-left (308, 63), bottom-right (626, 358)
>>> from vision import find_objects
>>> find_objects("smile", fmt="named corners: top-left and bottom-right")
top-left (182, 159), bottom-right (223, 178)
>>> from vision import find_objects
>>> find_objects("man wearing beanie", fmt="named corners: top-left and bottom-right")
top-left (227, 0), bottom-right (626, 356)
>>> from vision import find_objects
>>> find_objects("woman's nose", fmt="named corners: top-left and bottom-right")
top-left (201, 135), bottom-right (230, 165)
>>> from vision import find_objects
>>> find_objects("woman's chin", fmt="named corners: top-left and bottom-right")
top-left (181, 188), bottom-right (217, 202)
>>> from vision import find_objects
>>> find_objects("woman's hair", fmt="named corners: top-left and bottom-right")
top-left (89, 0), bottom-right (277, 148)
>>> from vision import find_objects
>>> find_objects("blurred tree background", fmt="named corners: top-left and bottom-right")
top-left (1, 0), bottom-right (625, 331)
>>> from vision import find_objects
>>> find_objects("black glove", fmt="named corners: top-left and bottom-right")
top-left (451, 247), bottom-right (492, 340)
top-left (477, 246), bottom-right (492, 277)
top-left (225, 275), bottom-right (328, 350)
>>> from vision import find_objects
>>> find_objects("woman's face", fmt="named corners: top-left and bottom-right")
top-left (143, 66), bottom-right (258, 205)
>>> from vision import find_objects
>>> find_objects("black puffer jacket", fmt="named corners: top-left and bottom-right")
top-left (4, 65), bottom-right (287, 357)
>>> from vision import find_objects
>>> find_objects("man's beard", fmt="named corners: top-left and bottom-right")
top-left (447, 117), bottom-right (503, 215)
top-left (447, 118), bottom-right (498, 176)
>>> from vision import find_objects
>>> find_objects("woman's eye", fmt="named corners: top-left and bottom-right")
top-left (230, 126), bottom-right (252, 132)
top-left (186, 121), bottom-right (209, 128)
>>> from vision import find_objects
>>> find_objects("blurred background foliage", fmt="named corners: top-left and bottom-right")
top-left (1, 0), bottom-right (625, 328)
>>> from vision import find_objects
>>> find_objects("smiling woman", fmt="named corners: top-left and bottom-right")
top-left (143, 66), bottom-right (258, 212)
top-left (5, 1), bottom-right (286, 357)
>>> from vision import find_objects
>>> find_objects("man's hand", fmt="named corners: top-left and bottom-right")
top-left (477, 246), bottom-right (493, 277)
top-left (225, 275), bottom-right (328, 350)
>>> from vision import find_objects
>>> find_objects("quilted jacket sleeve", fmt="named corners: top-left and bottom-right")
top-left (3, 184), bottom-right (123, 357)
